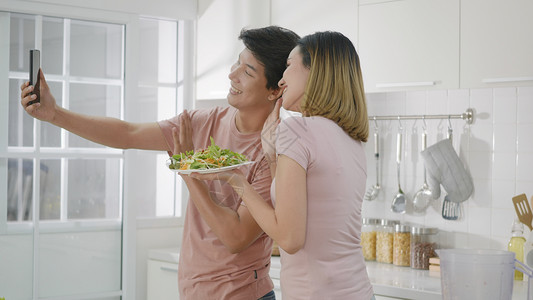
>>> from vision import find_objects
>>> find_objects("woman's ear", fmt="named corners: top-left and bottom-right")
top-left (268, 88), bottom-right (283, 101)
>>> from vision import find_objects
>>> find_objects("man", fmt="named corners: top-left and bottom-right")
top-left (21, 26), bottom-right (300, 300)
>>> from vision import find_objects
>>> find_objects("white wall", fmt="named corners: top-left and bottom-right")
top-left (196, 0), bottom-right (270, 100)
top-left (363, 87), bottom-right (533, 249)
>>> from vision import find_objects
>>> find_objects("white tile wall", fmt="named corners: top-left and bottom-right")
top-left (362, 86), bottom-right (533, 250)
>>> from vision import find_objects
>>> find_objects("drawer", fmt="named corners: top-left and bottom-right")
top-left (147, 259), bottom-right (179, 300)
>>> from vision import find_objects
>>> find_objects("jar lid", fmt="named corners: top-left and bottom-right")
top-left (411, 227), bottom-right (438, 235)
top-left (363, 218), bottom-right (381, 225)
top-left (395, 224), bottom-right (411, 232)
top-left (380, 219), bottom-right (400, 226)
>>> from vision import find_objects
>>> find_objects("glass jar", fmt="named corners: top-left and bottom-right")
top-left (376, 219), bottom-right (399, 264)
top-left (361, 218), bottom-right (381, 261)
top-left (410, 227), bottom-right (439, 269)
top-left (393, 224), bottom-right (411, 267)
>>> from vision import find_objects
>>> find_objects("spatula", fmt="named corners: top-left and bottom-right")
top-left (512, 194), bottom-right (533, 231)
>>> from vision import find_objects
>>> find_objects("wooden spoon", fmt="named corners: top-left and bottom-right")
top-left (512, 194), bottom-right (533, 231)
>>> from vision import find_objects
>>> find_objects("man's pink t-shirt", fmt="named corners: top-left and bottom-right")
top-left (159, 106), bottom-right (274, 300)
top-left (273, 116), bottom-right (374, 300)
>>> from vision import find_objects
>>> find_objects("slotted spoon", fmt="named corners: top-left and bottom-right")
top-left (364, 130), bottom-right (381, 201)
top-left (513, 193), bottom-right (533, 231)
top-left (442, 125), bottom-right (460, 220)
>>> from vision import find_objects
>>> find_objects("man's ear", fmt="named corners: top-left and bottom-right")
top-left (268, 88), bottom-right (283, 101)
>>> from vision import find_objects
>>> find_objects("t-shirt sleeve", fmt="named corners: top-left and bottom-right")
top-left (245, 156), bottom-right (273, 207)
top-left (276, 117), bottom-right (311, 171)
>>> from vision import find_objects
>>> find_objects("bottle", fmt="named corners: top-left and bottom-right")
top-left (393, 224), bottom-right (410, 267)
top-left (508, 219), bottom-right (526, 280)
top-left (376, 219), bottom-right (399, 264)
top-left (361, 218), bottom-right (381, 261)
top-left (410, 226), bottom-right (439, 270)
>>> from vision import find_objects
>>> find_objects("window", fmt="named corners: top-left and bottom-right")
top-left (7, 13), bottom-right (124, 223)
top-left (136, 17), bottom-right (185, 219)
top-left (1, 12), bottom-right (124, 299)
top-left (0, 10), bottom-right (188, 300)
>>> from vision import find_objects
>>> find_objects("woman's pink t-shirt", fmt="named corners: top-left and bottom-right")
top-left (273, 116), bottom-right (374, 300)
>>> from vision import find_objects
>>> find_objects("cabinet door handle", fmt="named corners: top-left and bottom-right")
top-left (376, 81), bottom-right (435, 88)
top-left (482, 77), bottom-right (533, 84)
top-left (160, 266), bottom-right (178, 273)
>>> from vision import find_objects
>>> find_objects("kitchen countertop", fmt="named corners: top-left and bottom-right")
top-left (366, 261), bottom-right (442, 299)
top-left (365, 261), bottom-right (531, 300)
top-left (148, 247), bottom-right (180, 264)
top-left (150, 250), bottom-right (531, 299)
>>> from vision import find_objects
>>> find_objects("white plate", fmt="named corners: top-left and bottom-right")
top-left (166, 161), bottom-right (255, 174)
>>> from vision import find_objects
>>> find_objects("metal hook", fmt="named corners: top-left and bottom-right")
top-left (448, 115), bottom-right (453, 130)
top-left (373, 116), bottom-right (378, 131)
top-left (397, 116), bottom-right (403, 132)
top-left (422, 116), bottom-right (427, 132)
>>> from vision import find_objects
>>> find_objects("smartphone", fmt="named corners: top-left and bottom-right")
top-left (29, 49), bottom-right (40, 105)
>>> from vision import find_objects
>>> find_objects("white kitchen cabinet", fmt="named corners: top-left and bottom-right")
top-left (147, 248), bottom-right (180, 300)
top-left (460, 0), bottom-right (533, 88)
top-left (147, 259), bottom-right (179, 299)
top-left (358, 0), bottom-right (460, 93)
top-left (270, 256), bottom-right (282, 299)
top-left (271, 0), bottom-right (358, 47)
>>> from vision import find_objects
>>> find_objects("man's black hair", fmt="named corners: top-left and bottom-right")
top-left (239, 26), bottom-right (300, 90)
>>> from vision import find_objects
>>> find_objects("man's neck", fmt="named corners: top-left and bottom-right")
top-left (234, 108), bottom-right (270, 134)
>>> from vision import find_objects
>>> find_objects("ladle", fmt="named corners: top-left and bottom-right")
top-left (391, 128), bottom-right (407, 213)
top-left (412, 124), bottom-right (433, 213)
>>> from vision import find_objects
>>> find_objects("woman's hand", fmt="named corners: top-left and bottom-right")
top-left (172, 110), bottom-right (194, 155)
top-left (261, 99), bottom-right (283, 163)
top-left (20, 69), bottom-right (57, 122)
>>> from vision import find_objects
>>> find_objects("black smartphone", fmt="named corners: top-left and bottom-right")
top-left (29, 49), bottom-right (40, 105)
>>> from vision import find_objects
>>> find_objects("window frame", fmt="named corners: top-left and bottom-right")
top-left (1, 7), bottom-right (194, 232)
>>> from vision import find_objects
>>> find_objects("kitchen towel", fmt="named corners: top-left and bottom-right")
top-left (421, 139), bottom-right (473, 203)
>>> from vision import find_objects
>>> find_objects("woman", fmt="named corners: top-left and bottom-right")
top-left (191, 31), bottom-right (374, 300)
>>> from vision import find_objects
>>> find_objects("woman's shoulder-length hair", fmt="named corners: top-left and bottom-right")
top-left (299, 31), bottom-right (369, 143)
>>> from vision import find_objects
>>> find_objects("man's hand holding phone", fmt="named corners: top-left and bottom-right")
top-left (21, 49), bottom-right (57, 123)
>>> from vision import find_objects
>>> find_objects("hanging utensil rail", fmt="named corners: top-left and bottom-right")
top-left (369, 108), bottom-right (474, 125)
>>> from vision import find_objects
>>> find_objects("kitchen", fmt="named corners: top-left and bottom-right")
top-left (1, 0), bottom-right (532, 299)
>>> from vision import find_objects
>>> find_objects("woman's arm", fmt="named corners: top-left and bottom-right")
top-left (192, 154), bottom-right (308, 254)
top-left (242, 155), bottom-right (307, 254)
top-left (181, 176), bottom-right (266, 253)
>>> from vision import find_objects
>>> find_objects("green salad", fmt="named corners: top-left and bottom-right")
top-left (168, 137), bottom-right (248, 170)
